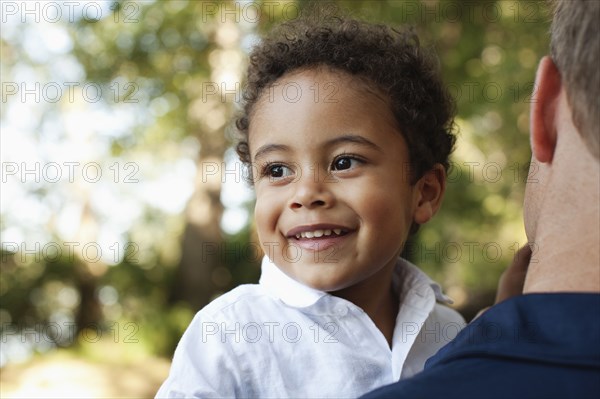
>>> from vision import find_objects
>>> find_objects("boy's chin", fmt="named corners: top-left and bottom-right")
top-left (305, 281), bottom-right (351, 293)
top-left (288, 268), bottom-right (355, 293)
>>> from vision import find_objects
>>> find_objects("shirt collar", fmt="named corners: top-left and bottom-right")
top-left (394, 258), bottom-right (454, 305)
top-left (259, 256), bottom-right (453, 309)
top-left (259, 256), bottom-right (327, 308)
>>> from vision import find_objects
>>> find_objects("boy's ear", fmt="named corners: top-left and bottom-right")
top-left (530, 56), bottom-right (561, 164)
top-left (413, 164), bottom-right (446, 224)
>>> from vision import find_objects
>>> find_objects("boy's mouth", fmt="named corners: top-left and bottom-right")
top-left (285, 224), bottom-right (354, 252)
top-left (293, 228), bottom-right (348, 239)
top-left (286, 224), bottom-right (352, 240)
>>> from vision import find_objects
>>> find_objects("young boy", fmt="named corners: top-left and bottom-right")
top-left (157, 13), bottom-right (464, 399)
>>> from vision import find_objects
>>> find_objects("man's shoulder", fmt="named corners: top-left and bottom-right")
top-left (431, 293), bottom-right (600, 365)
top-left (364, 342), bottom-right (600, 399)
top-left (363, 293), bottom-right (600, 399)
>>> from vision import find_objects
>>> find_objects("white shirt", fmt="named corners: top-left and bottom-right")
top-left (156, 257), bottom-right (465, 398)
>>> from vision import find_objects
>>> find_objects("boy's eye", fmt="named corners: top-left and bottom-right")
top-left (332, 156), bottom-right (358, 171)
top-left (267, 164), bottom-right (292, 178)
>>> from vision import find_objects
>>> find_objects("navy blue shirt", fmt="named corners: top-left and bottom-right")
top-left (363, 293), bottom-right (600, 399)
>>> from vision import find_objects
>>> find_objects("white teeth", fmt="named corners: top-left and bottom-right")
top-left (296, 228), bottom-right (346, 239)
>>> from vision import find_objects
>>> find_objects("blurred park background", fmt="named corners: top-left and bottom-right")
top-left (0, 0), bottom-right (550, 397)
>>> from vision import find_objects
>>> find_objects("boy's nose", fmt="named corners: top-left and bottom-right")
top-left (289, 173), bottom-right (335, 210)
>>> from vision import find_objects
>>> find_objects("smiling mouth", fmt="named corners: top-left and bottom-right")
top-left (285, 225), bottom-right (353, 252)
top-left (292, 228), bottom-right (349, 240)
top-left (286, 224), bottom-right (353, 241)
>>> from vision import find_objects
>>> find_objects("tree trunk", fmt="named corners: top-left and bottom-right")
top-left (170, 153), bottom-right (225, 311)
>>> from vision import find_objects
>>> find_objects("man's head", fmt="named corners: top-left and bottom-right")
top-left (549, 0), bottom-right (599, 159)
top-left (524, 0), bottom-right (599, 257)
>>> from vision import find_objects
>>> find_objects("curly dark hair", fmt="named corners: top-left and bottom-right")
top-left (235, 12), bottom-right (456, 182)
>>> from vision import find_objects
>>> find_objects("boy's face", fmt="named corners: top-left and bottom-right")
top-left (249, 68), bottom-right (438, 293)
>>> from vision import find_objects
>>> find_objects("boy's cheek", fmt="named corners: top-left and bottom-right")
top-left (254, 205), bottom-right (290, 260)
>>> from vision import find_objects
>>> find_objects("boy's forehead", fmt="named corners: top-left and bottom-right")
top-left (253, 67), bottom-right (395, 124)
top-left (278, 67), bottom-right (386, 99)
top-left (248, 68), bottom-right (405, 156)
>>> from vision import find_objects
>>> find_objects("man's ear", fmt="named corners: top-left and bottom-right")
top-left (530, 56), bottom-right (562, 163)
top-left (413, 164), bottom-right (446, 224)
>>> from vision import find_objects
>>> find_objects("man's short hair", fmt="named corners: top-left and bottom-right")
top-left (550, 0), bottom-right (600, 159)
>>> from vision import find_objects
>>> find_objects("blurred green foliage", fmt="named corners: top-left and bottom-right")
top-left (0, 0), bottom-right (551, 364)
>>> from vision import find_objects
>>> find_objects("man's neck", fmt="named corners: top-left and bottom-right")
top-left (524, 208), bottom-right (600, 293)
top-left (524, 128), bottom-right (600, 293)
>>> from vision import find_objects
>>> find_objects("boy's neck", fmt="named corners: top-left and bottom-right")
top-left (332, 261), bottom-right (399, 348)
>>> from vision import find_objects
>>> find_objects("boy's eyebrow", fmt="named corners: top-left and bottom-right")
top-left (326, 135), bottom-right (383, 152)
top-left (253, 135), bottom-right (383, 161)
top-left (253, 144), bottom-right (290, 162)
